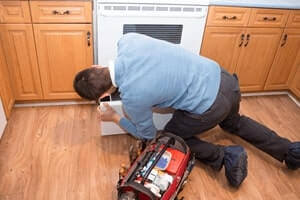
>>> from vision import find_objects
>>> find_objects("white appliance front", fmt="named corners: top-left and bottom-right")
top-left (97, 3), bottom-right (208, 66)
top-left (96, 2), bottom-right (208, 136)
top-left (100, 101), bottom-right (174, 136)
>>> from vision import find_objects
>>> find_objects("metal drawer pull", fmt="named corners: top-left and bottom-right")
top-left (223, 16), bottom-right (237, 20)
top-left (263, 17), bottom-right (276, 21)
top-left (244, 34), bottom-right (250, 47)
top-left (281, 34), bottom-right (288, 47)
top-left (239, 34), bottom-right (245, 47)
top-left (52, 10), bottom-right (70, 15)
top-left (87, 31), bottom-right (91, 46)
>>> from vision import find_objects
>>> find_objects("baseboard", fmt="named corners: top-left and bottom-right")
top-left (241, 91), bottom-right (289, 97)
top-left (287, 93), bottom-right (300, 108)
top-left (14, 100), bottom-right (94, 107)
top-left (14, 91), bottom-right (299, 108)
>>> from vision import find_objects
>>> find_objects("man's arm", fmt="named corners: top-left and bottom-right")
top-left (99, 103), bottom-right (156, 139)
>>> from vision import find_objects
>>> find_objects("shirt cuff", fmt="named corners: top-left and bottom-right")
top-left (119, 117), bottom-right (138, 137)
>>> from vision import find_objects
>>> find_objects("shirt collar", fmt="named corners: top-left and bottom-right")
top-left (108, 60), bottom-right (117, 87)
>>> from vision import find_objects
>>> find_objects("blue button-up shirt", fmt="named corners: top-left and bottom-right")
top-left (113, 33), bottom-right (221, 139)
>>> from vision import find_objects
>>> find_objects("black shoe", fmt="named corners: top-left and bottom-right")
top-left (285, 142), bottom-right (300, 170)
top-left (224, 145), bottom-right (248, 187)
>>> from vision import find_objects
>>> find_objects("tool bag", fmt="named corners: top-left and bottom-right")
top-left (117, 132), bottom-right (195, 200)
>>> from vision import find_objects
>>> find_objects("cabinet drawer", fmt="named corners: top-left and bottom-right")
top-left (207, 6), bottom-right (251, 27)
top-left (286, 10), bottom-right (300, 28)
top-left (30, 1), bottom-right (92, 23)
top-left (248, 9), bottom-right (289, 28)
top-left (0, 1), bottom-right (31, 23)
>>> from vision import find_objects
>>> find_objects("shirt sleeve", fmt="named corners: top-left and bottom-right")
top-left (119, 103), bottom-right (156, 140)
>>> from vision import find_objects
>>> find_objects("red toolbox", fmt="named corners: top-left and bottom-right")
top-left (117, 132), bottom-right (195, 200)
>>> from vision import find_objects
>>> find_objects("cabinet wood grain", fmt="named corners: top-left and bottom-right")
top-left (248, 8), bottom-right (289, 28)
top-left (236, 28), bottom-right (282, 91)
top-left (206, 6), bottom-right (251, 27)
top-left (265, 29), bottom-right (300, 90)
top-left (34, 24), bottom-right (93, 99)
top-left (0, 24), bottom-right (43, 100)
top-left (0, 35), bottom-right (14, 118)
top-left (289, 67), bottom-right (300, 98)
top-left (30, 1), bottom-right (92, 23)
top-left (0, 1), bottom-right (31, 24)
top-left (201, 27), bottom-right (245, 73)
top-left (286, 10), bottom-right (300, 28)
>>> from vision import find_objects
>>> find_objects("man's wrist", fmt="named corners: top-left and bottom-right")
top-left (112, 113), bottom-right (121, 124)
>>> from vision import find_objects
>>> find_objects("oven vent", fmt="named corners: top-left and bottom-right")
top-left (102, 5), bottom-right (203, 13)
top-left (123, 24), bottom-right (183, 44)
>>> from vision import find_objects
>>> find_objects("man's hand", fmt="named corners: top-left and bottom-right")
top-left (97, 103), bottom-right (121, 124)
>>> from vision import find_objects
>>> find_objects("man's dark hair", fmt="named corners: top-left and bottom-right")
top-left (73, 67), bottom-right (112, 100)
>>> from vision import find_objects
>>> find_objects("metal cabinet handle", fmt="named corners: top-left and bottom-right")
top-left (281, 34), bottom-right (288, 47)
top-left (263, 17), bottom-right (277, 21)
top-left (87, 31), bottom-right (91, 46)
top-left (239, 34), bottom-right (245, 47)
top-left (63, 10), bottom-right (70, 15)
top-left (244, 34), bottom-right (250, 47)
top-left (52, 10), bottom-right (70, 15)
top-left (223, 15), bottom-right (237, 20)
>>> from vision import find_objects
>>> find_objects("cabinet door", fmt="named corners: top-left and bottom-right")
top-left (34, 24), bottom-right (93, 99)
top-left (0, 34), bottom-right (14, 118)
top-left (236, 28), bottom-right (282, 92)
top-left (0, 24), bottom-right (43, 100)
top-left (289, 67), bottom-right (300, 98)
top-left (265, 29), bottom-right (300, 90)
top-left (201, 27), bottom-right (245, 73)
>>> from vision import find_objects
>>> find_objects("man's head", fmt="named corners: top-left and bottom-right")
top-left (73, 66), bottom-right (114, 101)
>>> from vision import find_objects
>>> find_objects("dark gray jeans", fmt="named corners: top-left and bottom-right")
top-left (164, 68), bottom-right (291, 168)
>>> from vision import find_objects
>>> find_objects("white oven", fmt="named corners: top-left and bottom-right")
top-left (95, 0), bottom-right (208, 65)
top-left (94, 0), bottom-right (209, 135)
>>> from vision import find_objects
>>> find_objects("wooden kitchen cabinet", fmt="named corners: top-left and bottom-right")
top-left (236, 28), bottom-right (282, 91)
top-left (0, 24), bottom-right (43, 100)
top-left (248, 8), bottom-right (289, 28)
top-left (201, 6), bottom-right (294, 92)
top-left (0, 1), bottom-right (31, 24)
top-left (265, 29), bottom-right (300, 90)
top-left (34, 24), bottom-right (93, 99)
top-left (286, 10), bottom-right (300, 28)
top-left (289, 67), bottom-right (300, 98)
top-left (30, 1), bottom-right (92, 24)
top-left (0, 36), bottom-right (14, 118)
top-left (201, 27), bottom-right (245, 73)
top-left (201, 27), bottom-right (282, 91)
top-left (206, 6), bottom-right (251, 27)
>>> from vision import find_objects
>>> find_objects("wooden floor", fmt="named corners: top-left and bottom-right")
top-left (0, 95), bottom-right (299, 200)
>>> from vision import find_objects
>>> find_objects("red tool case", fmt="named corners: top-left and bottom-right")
top-left (117, 132), bottom-right (195, 200)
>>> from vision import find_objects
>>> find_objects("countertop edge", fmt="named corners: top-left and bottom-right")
top-left (208, 1), bottom-right (300, 10)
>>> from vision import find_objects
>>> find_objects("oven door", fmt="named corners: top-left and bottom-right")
top-left (97, 4), bottom-right (208, 65)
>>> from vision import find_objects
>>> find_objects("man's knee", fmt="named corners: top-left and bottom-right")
top-left (219, 115), bottom-right (241, 134)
